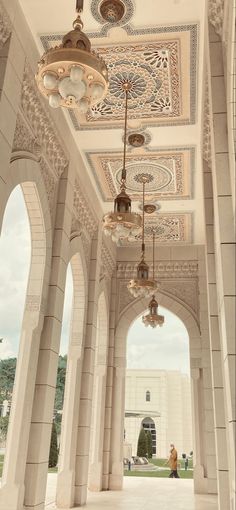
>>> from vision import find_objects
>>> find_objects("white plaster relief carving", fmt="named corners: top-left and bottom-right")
top-left (190, 357), bottom-right (202, 369)
top-left (73, 180), bottom-right (98, 240)
top-left (25, 295), bottom-right (46, 313)
top-left (13, 113), bottom-right (40, 156)
top-left (12, 114), bottom-right (57, 214)
top-left (161, 279), bottom-right (199, 316)
top-left (21, 63), bottom-right (68, 178)
top-left (116, 260), bottom-right (198, 279)
top-left (208, 0), bottom-right (225, 37)
top-left (100, 242), bottom-right (116, 280)
top-left (39, 157), bottom-right (57, 212)
top-left (70, 214), bottom-right (91, 269)
top-left (0, 1), bottom-right (11, 48)
top-left (118, 278), bottom-right (199, 320)
top-left (203, 76), bottom-right (212, 169)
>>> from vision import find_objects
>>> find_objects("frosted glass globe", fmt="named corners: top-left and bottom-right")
top-left (78, 97), bottom-right (89, 113)
top-left (58, 77), bottom-right (86, 101)
top-left (49, 93), bottom-right (61, 108)
top-left (90, 82), bottom-right (105, 100)
top-left (70, 65), bottom-right (84, 83)
top-left (43, 72), bottom-right (58, 90)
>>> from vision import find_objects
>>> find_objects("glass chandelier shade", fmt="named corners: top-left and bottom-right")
top-left (35, 0), bottom-right (108, 111)
top-left (103, 83), bottom-right (142, 243)
top-left (127, 180), bottom-right (158, 298)
top-left (142, 231), bottom-right (164, 328)
top-left (142, 295), bottom-right (165, 328)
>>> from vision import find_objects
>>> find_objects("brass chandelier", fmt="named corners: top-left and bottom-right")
top-left (35, 0), bottom-right (108, 111)
top-left (127, 178), bottom-right (158, 298)
top-left (103, 82), bottom-right (142, 243)
top-left (142, 231), bottom-right (164, 328)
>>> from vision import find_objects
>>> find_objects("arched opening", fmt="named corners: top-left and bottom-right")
top-left (141, 417), bottom-right (156, 456)
top-left (0, 174), bottom-right (49, 501)
top-left (110, 294), bottom-right (201, 493)
top-left (89, 291), bottom-right (109, 492)
top-left (125, 306), bottom-right (192, 465)
top-left (47, 248), bottom-right (88, 509)
top-left (0, 185), bottom-right (31, 454)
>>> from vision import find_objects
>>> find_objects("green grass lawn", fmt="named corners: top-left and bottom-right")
top-left (0, 454), bottom-right (193, 480)
top-left (124, 457), bottom-right (193, 479)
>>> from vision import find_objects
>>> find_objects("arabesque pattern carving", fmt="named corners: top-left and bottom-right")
top-left (208, 0), bottom-right (224, 37)
top-left (117, 260), bottom-right (198, 279)
top-left (39, 158), bottom-right (57, 212)
top-left (12, 114), bottom-right (40, 156)
top-left (12, 114), bottom-right (57, 214)
top-left (0, 1), bottom-right (11, 48)
top-left (86, 148), bottom-right (192, 202)
top-left (120, 213), bottom-right (192, 244)
top-left (117, 261), bottom-right (199, 319)
top-left (100, 242), bottom-right (116, 280)
top-left (203, 76), bottom-right (212, 168)
top-left (21, 63), bottom-right (68, 178)
top-left (73, 180), bottom-right (98, 240)
top-left (87, 40), bottom-right (180, 125)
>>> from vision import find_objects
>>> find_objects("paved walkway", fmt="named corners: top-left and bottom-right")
top-left (46, 474), bottom-right (218, 510)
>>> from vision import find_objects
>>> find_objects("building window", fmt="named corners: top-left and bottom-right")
top-left (146, 390), bottom-right (150, 402)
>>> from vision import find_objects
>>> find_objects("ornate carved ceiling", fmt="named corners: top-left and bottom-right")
top-left (86, 147), bottom-right (194, 202)
top-left (41, 24), bottom-right (197, 130)
top-left (18, 0), bottom-right (205, 245)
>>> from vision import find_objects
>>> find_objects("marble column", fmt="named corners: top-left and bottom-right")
top-left (0, 10), bottom-right (25, 215)
top-left (56, 257), bottom-right (87, 508)
top-left (202, 154), bottom-right (231, 508)
top-left (23, 167), bottom-right (74, 510)
top-left (89, 364), bottom-right (107, 491)
top-left (74, 230), bottom-right (102, 506)
top-left (109, 364), bottom-right (126, 490)
top-left (191, 368), bottom-right (208, 494)
top-left (208, 22), bottom-right (236, 510)
top-left (102, 275), bottom-right (116, 490)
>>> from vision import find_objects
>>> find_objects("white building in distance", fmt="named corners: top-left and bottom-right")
top-left (125, 369), bottom-right (193, 459)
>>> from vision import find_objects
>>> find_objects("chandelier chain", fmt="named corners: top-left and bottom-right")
top-left (76, 0), bottom-right (84, 13)
top-left (153, 230), bottom-right (155, 281)
top-left (122, 88), bottom-right (129, 184)
top-left (142, 180), bottom-right (145, 259)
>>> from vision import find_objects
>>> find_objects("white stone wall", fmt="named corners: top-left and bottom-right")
top-left (124, 369), bottom-right (193, 458)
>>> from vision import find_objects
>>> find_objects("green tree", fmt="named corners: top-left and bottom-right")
top-left (146, 430), bottom-right (153, 458)
top-left (48, 421), bottom-right (58, 468)
top-left (54, 355), bottom-right (67, 411)
top-left (137, 428), bottom-right (148, 457)
top-left (0, 358), bottom-right (16, 404)
top-left (0, 415), bottom-right (9, 441)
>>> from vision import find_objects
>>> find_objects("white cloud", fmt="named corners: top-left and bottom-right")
top-left (60, 263), bottom-right (73, 355)
top-left (0, 186), bottom-right (31, 359)
top-left (127, 308), bottom-right (190, 374)
top-left (0, 187), bottom-right (190, 377)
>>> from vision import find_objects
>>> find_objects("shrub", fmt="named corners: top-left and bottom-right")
top-left (146, 430), bottom-right (153, 458)
top-left (137, 428), bottom-right (148, 457)
top-left (49, 421), bottom-right (58, 468)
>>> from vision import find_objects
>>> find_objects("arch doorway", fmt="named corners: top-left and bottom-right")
top-left (142, 417), bottom-right (157, 456)
top-left (124, 306), bottom-right (192, 461)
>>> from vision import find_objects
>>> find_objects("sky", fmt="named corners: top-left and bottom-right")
top-left (0, 185), bottom-right (190, 374)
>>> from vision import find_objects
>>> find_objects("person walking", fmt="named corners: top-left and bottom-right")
top-left (168, 443), bottom-right (180, 478)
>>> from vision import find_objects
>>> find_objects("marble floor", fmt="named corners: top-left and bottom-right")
top-left (46, 474), bottom-right (218, 510)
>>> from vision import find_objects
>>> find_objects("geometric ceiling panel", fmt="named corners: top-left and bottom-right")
top-left (121, 213), bottom-right (192, 245)
top-left (86, 148), bottom-right (194, 201)
top-left (40, 24), bottom-right (197, 130)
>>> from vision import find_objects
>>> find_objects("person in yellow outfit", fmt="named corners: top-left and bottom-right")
top-left (168, 443), bottom-right (180, 478)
